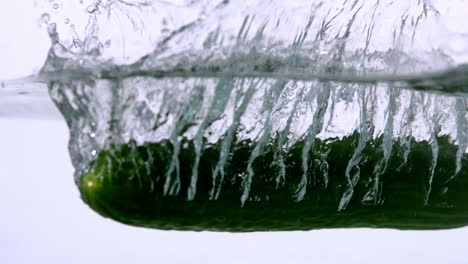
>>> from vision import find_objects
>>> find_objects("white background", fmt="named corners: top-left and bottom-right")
top-left (1, 1), bottom-right (468, 263)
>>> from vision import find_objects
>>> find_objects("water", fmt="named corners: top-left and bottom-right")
top-left (4, 0), bottom-right (468, 221)
top-left (0, 82), bottom-right (61, 120)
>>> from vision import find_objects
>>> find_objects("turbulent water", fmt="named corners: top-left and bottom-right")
top-left (32, 0), bottom-right (468, 209)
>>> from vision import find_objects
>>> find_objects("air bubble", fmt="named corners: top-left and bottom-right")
top-left (53, 3), bottom-right (59, 9)
top-left (65, 18), bottom-right (70, 24)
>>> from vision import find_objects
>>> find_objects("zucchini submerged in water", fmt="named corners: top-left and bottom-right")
top-left (79, 134), bottom-right (468, 232)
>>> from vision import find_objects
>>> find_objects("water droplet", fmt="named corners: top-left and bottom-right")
top-left (47, 23), bottom-right (57, 35)
top-left (87, 5), bottom-right (99, 13)
top-left (65, 18), bottom-right (70, 24)
top-left (104, 40), bottom-right (111, 48)
top-left (73, 38), bottom-right (82, 48)
top-left (90, 132), bottom-right (96, 138)
top-left (40, 13), bottom-right (50, 24)
top-left (91, 150), bottom-right (97, 156)
top-left (47, 22), bottom-right (59, 43)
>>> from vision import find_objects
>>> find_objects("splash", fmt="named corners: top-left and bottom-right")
top-left (41, 0), bottom-right (468, 222)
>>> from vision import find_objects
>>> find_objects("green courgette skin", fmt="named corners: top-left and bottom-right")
top-left (79, 134), bottom-right (468, 231)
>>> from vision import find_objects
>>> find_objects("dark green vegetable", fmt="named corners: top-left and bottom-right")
top-left (79, 133), bottom-right (468, 232)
